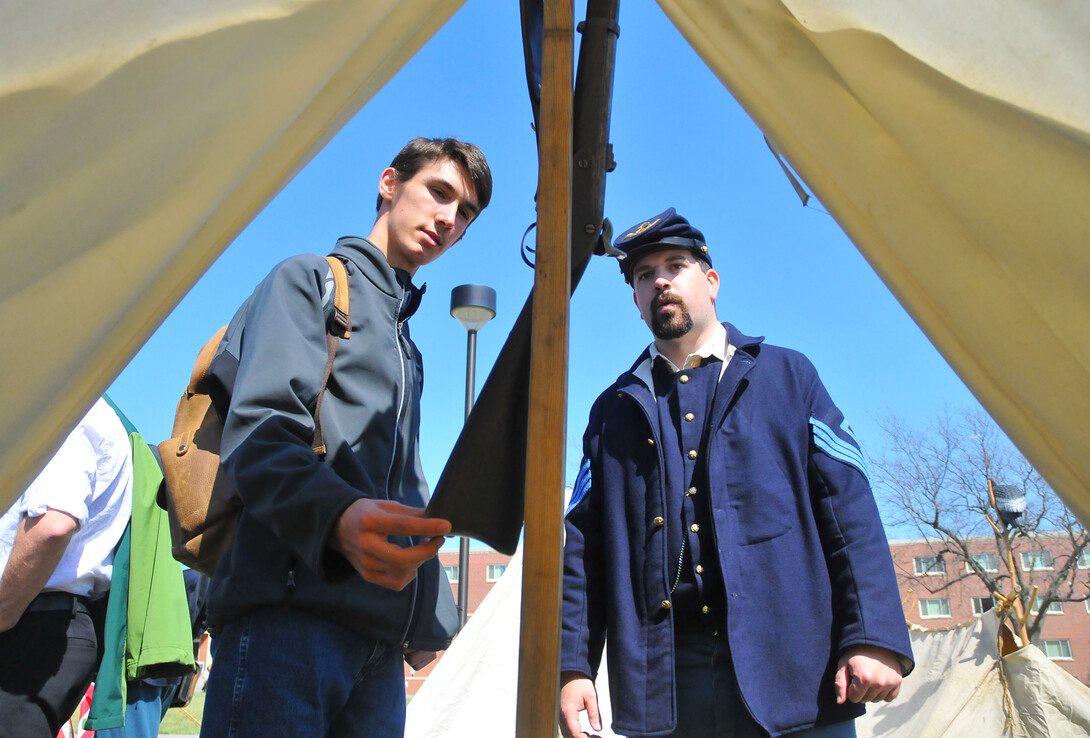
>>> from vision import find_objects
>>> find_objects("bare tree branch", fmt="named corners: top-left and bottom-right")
top-left (871, 408), bottom-right (1090, 640)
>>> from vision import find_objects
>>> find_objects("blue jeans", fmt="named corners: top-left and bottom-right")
top-left (658, 633), bottom-right (856, 738)
top-left (94, 680), bottom-right (174, 738)
top-left (200, 607), bottom-right (405, 738)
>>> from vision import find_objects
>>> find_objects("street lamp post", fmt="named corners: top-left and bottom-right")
top-left (450, 284), bottom-right (497, 629)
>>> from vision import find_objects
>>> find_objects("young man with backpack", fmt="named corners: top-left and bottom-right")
top-left (198, 137), bottom-right (492, 738)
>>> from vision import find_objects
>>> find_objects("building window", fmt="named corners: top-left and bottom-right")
top-left (972, 596), bottom-right (996, 615)
top-left (1031, 600), bottom-right (1064, 616)
top-left (443, 565), bottom-right (459, 584)
top-left (966, 552), bottom-right (999, 573)
top-left (1020, 550), bottom-right (1055, 571)
top-left (914, 556), bottom-right (946, 576)
top-left (1041, 639), bottom-right (1073, 660)
top-left (919, 598), bottom-right (951, 619)
top-left (487, 563), bottom-right (507, 582)
top-left (1078, 550), bottom-right (1090, 569)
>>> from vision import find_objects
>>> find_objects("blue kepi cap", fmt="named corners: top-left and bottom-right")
top-left (612, 207), bottom-right (711, 283)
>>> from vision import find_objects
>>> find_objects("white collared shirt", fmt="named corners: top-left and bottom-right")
top-left (0, 398), bottom-right (133, 599)
top-left (633, 322), bottom-right (736, 393)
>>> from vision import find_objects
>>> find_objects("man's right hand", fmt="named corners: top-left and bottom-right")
top-left (559, 672), bottom-right (601, 738)
top-left (331, 499), bottom-right (451, 591)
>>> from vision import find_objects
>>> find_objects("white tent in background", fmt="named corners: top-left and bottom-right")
top-left (406, 547), bottom-right (620, 737)
top-left (404, 547), bottom-right (527, 737)
top-left (857, 613), bottom-right (1090, 737)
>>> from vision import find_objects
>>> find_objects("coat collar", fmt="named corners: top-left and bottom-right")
top-left (331, 236), bottom-right (425, 319)
top-left (619, 321), bottom-right (764, 395)
top-left (722, 322), bottom-right (764, 354)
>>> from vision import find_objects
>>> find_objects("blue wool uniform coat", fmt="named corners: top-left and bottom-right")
top-left (561, 324), bottom-right (913, 737)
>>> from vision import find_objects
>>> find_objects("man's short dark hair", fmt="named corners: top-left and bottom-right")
top-left (375, 137), bottom-right (492, 213)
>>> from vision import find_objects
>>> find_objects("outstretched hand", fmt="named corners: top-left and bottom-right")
top-left (559, 672), bottom-right (602, 738)
top-left (835, 645), bottom-right (904, 704)
top-left (331, 498), bottom-right (451, 590)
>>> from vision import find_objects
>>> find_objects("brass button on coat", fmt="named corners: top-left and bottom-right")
top-left (702, 605), bottom-right (711, 614)
top-left (695, 564), bottom-right (704, 574)
top-left (661, 600), bottom-right (672, 610)
top-left (647, 438), bottom-right (655, 446)
top-left (685, 413), bottom-right (695, 422)
top-left (687, 487), bottom-right (697, 496)
top-left (653, 516), bottom-right (665, 527)
top-left (688, 450), bottom-right (698, 460)
top-left (679, 374), bottom-right (690, 384)
top-left (690, 523), bottom-right (700, 533)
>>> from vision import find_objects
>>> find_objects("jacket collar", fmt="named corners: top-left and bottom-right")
top-left (722, 322), bottom-right (764, 355)
top-left (332, 236), bottom-right (425, 319)
top-left (620, 321), bottom-right (764, 395)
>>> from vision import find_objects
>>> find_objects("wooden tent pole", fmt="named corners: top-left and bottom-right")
top-left (517, 0), bottom-right (573, 735)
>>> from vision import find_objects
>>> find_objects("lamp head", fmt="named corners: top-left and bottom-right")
top-left (450, 284), bottom-right (497, 332)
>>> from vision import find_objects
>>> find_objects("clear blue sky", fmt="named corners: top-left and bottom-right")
top-left (108, 1), bottom-right (980, 539)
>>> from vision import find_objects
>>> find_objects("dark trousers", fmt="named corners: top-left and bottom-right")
top-left (651, 632), bottom-right (856, 738)
top-left (0, 593), bottom-right (103, 738)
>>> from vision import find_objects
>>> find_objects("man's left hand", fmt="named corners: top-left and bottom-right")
top-left (835, 645), bottom-right (904, 704)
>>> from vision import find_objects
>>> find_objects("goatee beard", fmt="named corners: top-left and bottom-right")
top-left (651, 298), bottom-right (693, 340)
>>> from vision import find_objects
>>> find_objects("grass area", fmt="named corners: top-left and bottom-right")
top-left (158, 691), bottom-right (205, 734)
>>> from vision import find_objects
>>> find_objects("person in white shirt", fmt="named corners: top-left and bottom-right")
top-left (0, 397), bottom-right (133, 738)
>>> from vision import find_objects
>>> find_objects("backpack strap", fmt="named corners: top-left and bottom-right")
top-left (324, 256), bottom-right (351, 339)
top-left (189, 326), bottom-right (228, 395)
top-left (312, 256), bottom-right (350, 457)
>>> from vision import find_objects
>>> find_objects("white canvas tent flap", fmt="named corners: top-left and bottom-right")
top-left (1004, 642), bottom-right (1090, 737)
top-left (405, 548), bottom-right (528, 737)
top-left (657, 0), bottom-right (1090, 523)
top-left (856, 613), bottom-right (1090, 736)
top-left (0, 0), bottom-right (465, 505)
top-left (405, 547), bottom-right (621, 737)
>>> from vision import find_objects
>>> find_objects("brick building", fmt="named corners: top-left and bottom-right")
top-left (888, 536), bottom-right (1090, 685)
top-left (404, 548), bottom-right (513, 696)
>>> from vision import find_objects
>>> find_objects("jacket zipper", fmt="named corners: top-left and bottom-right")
top-left (390, 301), bottom-right (419, 645)
top-left (384, 314), bottom-right (408, 501)
top-left (399, 577), bottom-right (420, 647)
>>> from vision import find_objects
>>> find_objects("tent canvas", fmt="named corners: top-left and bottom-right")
top-left (406, 547), bottom-right (623, 737)
top-left (4, 1), bottom-right (1090, 733)
top-left (2, 0), bottom-right (1087, 527)
top-left (857, 613), bottom-right (1090, 737)
top-left (0, 0), bottom-right (467, 501)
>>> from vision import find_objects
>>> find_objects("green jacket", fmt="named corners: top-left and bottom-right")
top-left (86, 402), bottom-right (195, 729)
